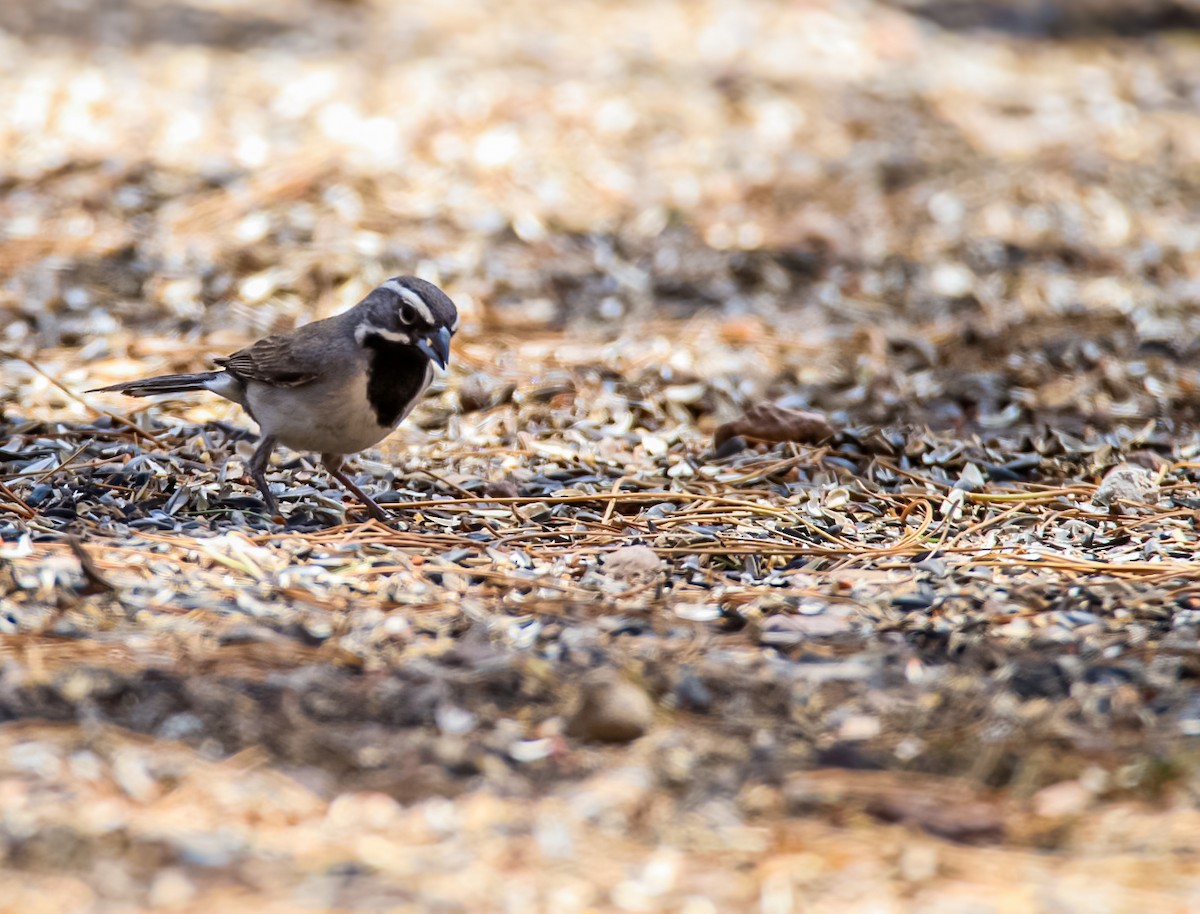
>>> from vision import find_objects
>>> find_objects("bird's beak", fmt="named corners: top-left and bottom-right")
top-left (417, 326), bottom-right (452, 370)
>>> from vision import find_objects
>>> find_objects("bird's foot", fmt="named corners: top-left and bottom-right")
top-left (323, 456), bottom-right (393, 524)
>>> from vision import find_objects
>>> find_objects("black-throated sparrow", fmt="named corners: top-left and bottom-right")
top-left (90, 276), bottom-right (458, 522)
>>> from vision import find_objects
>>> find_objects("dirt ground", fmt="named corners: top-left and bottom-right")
top-left (3, 0), bottom-right (1200, 911)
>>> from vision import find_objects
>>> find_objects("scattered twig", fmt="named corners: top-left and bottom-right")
top-left (1, 350), bottom-right (162, 446)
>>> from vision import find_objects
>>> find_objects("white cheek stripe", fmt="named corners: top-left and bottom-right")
top-left (382, 280), bottom-right (435, 325)
top-left (355, 322), bottom-right (411, 345)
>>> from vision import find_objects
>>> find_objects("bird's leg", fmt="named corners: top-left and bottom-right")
top-left (249, 434), bottom-right (280, 516)
top-left (322, 454), bottom-right (390, 522)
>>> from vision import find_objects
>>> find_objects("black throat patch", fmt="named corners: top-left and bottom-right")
top-left (363, 336), bottom-right (430, 427)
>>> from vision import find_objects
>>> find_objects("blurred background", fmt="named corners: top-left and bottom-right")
top-left (5, 2), bottom-right (1200, 912)
top-left (5, 0), bottom-right (1200, 432)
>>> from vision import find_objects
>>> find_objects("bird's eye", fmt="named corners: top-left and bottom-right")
top-left (398, 304), bottom-right (417, 325)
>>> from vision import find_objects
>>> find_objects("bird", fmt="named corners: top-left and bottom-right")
top-left (90, 276), bottom-right (458, 522)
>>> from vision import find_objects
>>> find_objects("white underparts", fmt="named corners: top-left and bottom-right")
top-left (205, 371), bottom-right (247, 406)
top-left (355, 322), bottom-right (411, 345)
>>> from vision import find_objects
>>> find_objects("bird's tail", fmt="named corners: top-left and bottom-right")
top-left (88, 371), bottom-right (222, 397)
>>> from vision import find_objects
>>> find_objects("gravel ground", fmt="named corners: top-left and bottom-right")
top-left (3, 0), bottom-right (1200, 911)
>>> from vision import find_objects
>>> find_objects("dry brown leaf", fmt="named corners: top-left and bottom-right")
top-left (713, 403), bottom-right (835, 449)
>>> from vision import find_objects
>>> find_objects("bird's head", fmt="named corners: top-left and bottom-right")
top-left (354, 276), bottom-right (459, 369)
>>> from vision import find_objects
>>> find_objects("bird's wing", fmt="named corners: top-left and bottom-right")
top-left (215, 334), bottom-right (323, 388)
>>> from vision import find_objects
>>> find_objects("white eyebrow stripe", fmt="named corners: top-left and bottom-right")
top-left (355, 322), bottom-right (411, 345)
top-left (451, 313), bottom-right (460, 332)
top-left (382, 280), bottom-right (434, 324)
